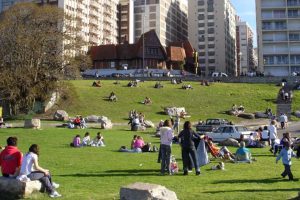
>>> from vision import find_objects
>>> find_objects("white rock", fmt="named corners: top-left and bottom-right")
top-left (53, 110), bottom-right (69, 121)
top-left (24, 119), bottom-right (41, 129)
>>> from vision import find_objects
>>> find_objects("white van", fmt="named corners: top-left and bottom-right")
top-left (211, 72), bottom-right (228, 77)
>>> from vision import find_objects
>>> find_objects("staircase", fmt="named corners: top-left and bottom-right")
top-left (276, 84), bottom-right (293, 119)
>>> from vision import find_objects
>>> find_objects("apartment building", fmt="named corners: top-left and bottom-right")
top-left (118, 0), bottom-right (134, 44)
top-left (133, 0), bottom-right (188, 47)
top-left (0, 0), bottom-right (119, 53)
top-left (256, 0), bottom-right (300, 76)
top-left (236, 20), bottom-right (255, 75)
top-left (189, 0), bottom-right (237, 76)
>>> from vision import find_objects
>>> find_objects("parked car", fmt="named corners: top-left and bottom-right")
top-left (196, 118), bottom-right (229, 133)
top-left (211, 72), bottom-right (228, 77)
top-left (206, 125), bottom-right (252, 142)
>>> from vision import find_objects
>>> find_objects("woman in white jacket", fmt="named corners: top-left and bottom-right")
top-left (159, 120), bottom-right (174, 175)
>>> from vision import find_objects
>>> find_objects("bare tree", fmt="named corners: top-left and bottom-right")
top-left (0, 3), bottom-right (86, 115)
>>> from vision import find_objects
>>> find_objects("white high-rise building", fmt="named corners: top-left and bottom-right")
top-left (256, 0), bottom-right (300, 76)
top-left (0, 0), bottom-right (119, 53)
top-left (189, 0), bottom-right (237, 76)
top-left (133, 0), bottom-right (188, 47)
top-left (236, 20), bottom-right (255, 75)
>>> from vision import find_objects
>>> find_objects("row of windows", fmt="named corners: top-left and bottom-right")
top-left (264, 55), bottom-right (300, 65)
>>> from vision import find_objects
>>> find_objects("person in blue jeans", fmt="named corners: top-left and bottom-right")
top-left (178, 121), bottom-right (201, 175)
top-left (276, 142), bottom-right (298, 181)
top-left (159, 120), bottom-right (174, 175)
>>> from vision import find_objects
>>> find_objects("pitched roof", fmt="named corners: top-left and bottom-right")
top-left (167, 46), bottom-right (186, 62)
top-left (90, 45), bottom-right (117, 60)
top-left (169, 41), bottom-right (194, 58)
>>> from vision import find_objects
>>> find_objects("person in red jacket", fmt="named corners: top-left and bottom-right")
top-left (0, 137), bottom-right (23, 177)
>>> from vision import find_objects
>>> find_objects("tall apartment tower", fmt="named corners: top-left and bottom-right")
top-left (189, 0), bottom-right (237, 76)
top-left (118, 0), bottom-right (134, 44)
top-left (133, 0), bottom-right (188, 47)
top-left (0, 0), bottom-right (119, 52)
top-left (236, 20), bottom-right (255, 75)
top-left (256, 0), bottom-right (300, 76)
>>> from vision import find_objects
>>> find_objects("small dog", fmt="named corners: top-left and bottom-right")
top-left (211, 162), bottom-right (225, 170)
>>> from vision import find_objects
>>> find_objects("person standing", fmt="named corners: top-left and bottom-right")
top-left (276, 142), bottom-right (297, 180)
top-left (0, 137), bottom-right (22, 177)
top-left (268, 120), bottom-right (278, 153)
top-left (173, 114), bottom-right (180, 135)
top-left (159, 120), bottom-right (174, 175)
top-left (18, 144), bottom-right (61, 198)
top-left (178, 121), bottom-right (201, 175)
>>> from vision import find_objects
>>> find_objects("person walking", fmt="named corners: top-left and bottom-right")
top-left (159, 120), bottom-right (174, 175)
top-left (268, 120), bottom-right (278, 154)
top-left (178, 121), bottom-right (201, 175)
top-left (276, 142), bottom-right (297, 181)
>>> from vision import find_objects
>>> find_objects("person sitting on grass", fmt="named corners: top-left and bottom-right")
top-left (143, 97), bottom-right (152, 105)
top-left (90, 132), bottom-right (105, 147)
top-left (18, 144), bottom-right (61, 198)
top-left (80, 116), bottom-right (87, 129)
top-left (81, 132), bottom-right (90, 146)
top-left (92, 80), bottom-right (101, 87)
top-left (73, 116), bottom-right (81, 128)
top-left (235, 141), bottom-right (252, 163)
top-left (206, 138), bottom-right (235, 161)
top-left (71, 135), bottom-right (81, 147)
top-left (109, 92), bottom-right (117, 102)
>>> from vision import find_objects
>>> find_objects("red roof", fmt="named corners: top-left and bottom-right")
top-left (167, 46), bottom-right (186, 62)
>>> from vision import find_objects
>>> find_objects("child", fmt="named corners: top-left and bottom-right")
top-left (81, 132), bottom-right (90, 146)
top-left (71, 135), bottom-right (81, 147)
top-left (276, 142), bottom-right (297, 180)
top-left (90, 132), bottom-right (105, 147)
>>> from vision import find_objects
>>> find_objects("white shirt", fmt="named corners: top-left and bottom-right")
top-left (261, 130), bottom-right (269, 139)
top-left (82, 136), bottom-right (90, 145)
top-left (20, 152), bottom-right (38, 176)
top-left (160, 127), bottom-right (174, 146)
top-left (268, 125), bottom-right (277, 139)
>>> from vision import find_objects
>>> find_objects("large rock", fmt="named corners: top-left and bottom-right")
top-left (53, 110), bottom-right (69, 121)
top-left (144, 120), bottom-right (154, 128)
top-left (98, 116), bottom-right (113, 129)
top-left (219, 138), bottom-right (239, 147)
top-left (0, 177), bottom-right (42, 199)
top-left (254, 112), bottom-right (268, 119)
top-left (238, 113), bottom-right (255, 119)
top-left (24, 119), bottom-right (41, 129)
top-left (120, 182), bottom-right (178, 200)
top-left (85, 115), bottom-right (99, 123)
top-left (294, 110), bottom-right (300, 118)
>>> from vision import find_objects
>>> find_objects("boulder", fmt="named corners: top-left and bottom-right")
top-left (254, 112), bottom-right (268, 119)
top-left (120, 182), bottom-right (178, 200)
top-left (238, 113), bottom-right (255, 119)
top-left (219, 138), bottom-right (239, 147)
top-left (0, 177), bottom-right (42, 199)
top-left (294, 110), bottom-right (300, 118)
top-left (144, 120), bottom-right (154, 128)
top-left (53, 110), bottom-right (69, 121)
top-left (24, 119), bottom-right (41, 129)
top-left (98, 116), bottom-right (113, 129)
top-left (85, 115), bottom-right (99, 123)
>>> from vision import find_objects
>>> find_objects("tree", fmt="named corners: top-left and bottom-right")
top-left (0, 3), bottom-right (85, 115)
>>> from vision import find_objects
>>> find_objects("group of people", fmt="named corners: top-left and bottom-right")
top-left (119, 135), bottom-right (153, 153)
top-left (68, 116), bottom-right (87, 129)
top-left (0, 137), bottom-right (61, 198)
top-left (280, 88), bottom-right (293, 102)
top-left (71, 132), bottom-right (105, 147)
top-left (128, 110), bottom-right (147, 131)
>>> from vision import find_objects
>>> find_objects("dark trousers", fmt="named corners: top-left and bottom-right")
top-left (28, 171), bottom-right (54, 194)
top-left (182, 147), bottom-right (200, 173)
top-left (281, 164), bottom-right (293, 180)
top-left (160, 144), bottom-right (171, 174)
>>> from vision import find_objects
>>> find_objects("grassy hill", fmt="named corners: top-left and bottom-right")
top-left (59, 80), bottom-right (279, 123)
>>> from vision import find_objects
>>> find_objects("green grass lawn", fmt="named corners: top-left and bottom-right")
top-left (1, 127), bottom-right (299, 200)
top-left (59, 80), bottom-right (279, 124)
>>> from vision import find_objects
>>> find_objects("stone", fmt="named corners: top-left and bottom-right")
top-left (0, 177), bottom-right (42, 199)
top-left (237, 113), bottom-right (255, 119)
top-left (219, 138), bottom-right (239, 147)
top-left (98, 116), bottom-right (113, 129)
top-left (53, 110), bottom-right (69, 121)
top-left (164, 107), bottom-right (185, 117)
top-left (24, 119), bottom-right (41, 129)
top-left (85, 115), bottom-right (99, 123)
top-left (144, 120), bottom-right (154, 128)
top-left (294, 110), bottom-right (300, 118)
top-left (254, 112), bottom-right (268, 119)
top-left (120, 182), bottom-right (178, 200)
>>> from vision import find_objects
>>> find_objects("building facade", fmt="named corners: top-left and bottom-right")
top-left (118, 0), bottom-right (134, 44)
top-left (236, 20), bottom-right (255, 75)
top-left (256, 0), bottom-right (300, 76)
top-left (133, 0), bottom-right (188, 47)
top-left (189, 0), bottom-right (237, 76)
top-left (1, 0), bottom-right (119, 53)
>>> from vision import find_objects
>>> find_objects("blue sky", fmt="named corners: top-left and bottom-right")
top-left (231, 0), bottom-right (257, 46)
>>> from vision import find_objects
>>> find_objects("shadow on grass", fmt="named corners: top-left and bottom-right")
top-left (156, 111), bottom-right (167, 116)
top-left (203, 187), bottom-right (300, 194)
top-left (212, 178), bottom-right (299, 185)
top-left (57, 169), bottom-right (160, 177)
top-left (252, 153), bottom-right (276, 157)
top-left (263, 98), bottom-right (277, 103)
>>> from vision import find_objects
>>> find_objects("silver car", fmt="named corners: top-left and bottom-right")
top-left (206, 125), bottom-right (252, 142)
